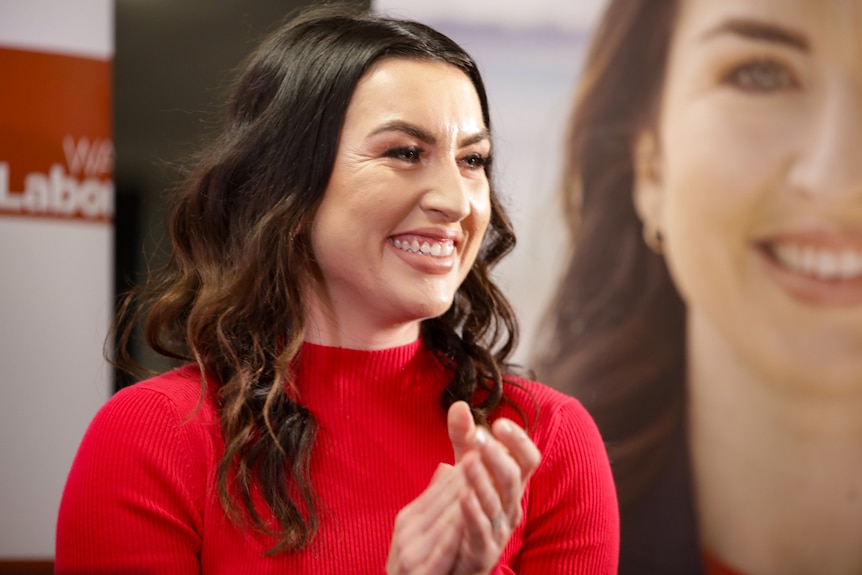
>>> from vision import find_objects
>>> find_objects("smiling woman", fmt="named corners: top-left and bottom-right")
top-left (54, 5), bottom-right (619, 574)
top-left (535, 0), bottom-right (862, 574)
top-left (307, 58), bottom-right (493, 348)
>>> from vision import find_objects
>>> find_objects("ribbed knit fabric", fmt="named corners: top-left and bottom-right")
top-left (56, 338), bottom-right (619, 574)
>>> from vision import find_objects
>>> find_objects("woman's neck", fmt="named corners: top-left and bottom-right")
top-left (687, 311), bottom-right (862, 575)
top-left (303, 296), bottom-right (421, 350)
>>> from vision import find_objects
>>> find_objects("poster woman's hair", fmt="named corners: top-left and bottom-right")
top-left (534, 0), bottom-right (683, 508)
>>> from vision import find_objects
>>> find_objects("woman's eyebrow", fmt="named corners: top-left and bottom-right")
top-left (458, 129), bottom-right (491, 148)
top-left (370, 121), bottom-right (435, 144)
top-left (369, 121), bottom-right (490, 148)
top-left (700, 17), bottom-right (810, 52)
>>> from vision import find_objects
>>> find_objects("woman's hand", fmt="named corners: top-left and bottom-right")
top-left (386, 401), bottom-right (541, 575)
top-left (447, 401), bottom-right (542, 575)
top-left (386, 463), bottom-right (466, 575)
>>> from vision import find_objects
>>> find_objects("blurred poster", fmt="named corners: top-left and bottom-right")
top-left (372, 0), bottom-right (606, 365)
top-left (0, 0), bottom-right (113, 558)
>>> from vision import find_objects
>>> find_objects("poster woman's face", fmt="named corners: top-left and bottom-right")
top-left (307, 58), bottom-right (491, 347)
top-left (634, 0), bottom-right (862, 386)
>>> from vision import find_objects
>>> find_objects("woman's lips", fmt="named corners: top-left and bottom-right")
top-left (760, 238), bottom-right (862, 307)
top-left (387, 233), bottom-right (459, 274)
top-left (771, 243), bottom-right (862, 281)
top-left (389, 236), bottom-right (455, 257)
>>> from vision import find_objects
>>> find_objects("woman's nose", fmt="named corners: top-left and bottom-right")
top-left (790, 81), bottom-right (862, 199)
top-left (419, 160), bottom-right (472, 222)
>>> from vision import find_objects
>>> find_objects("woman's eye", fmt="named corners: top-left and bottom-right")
top-left (724, 60), bottom-right (798, 92)
top-left (385, 146), bottom-right (422, 162)
top-left (462, 153), bottom-right (489, 170)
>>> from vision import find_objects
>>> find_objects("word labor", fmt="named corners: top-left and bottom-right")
top-left (0, 136), bottom-right (113, 220)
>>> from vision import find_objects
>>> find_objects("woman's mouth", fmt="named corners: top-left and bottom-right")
top-left (389, 237), bottom-right (455, 258)
top-left (771, 244), bottom-right (862, 280)
top-left (762, 238), bottom-right (862, 307)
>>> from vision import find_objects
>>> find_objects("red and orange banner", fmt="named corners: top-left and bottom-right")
top-left (0, 47), bottom-right (112, 222)
top-left (0, 0), bottom-right (114, 561)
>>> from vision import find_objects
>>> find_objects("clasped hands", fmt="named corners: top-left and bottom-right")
top-left (386, 401), bottom-right (542, 575)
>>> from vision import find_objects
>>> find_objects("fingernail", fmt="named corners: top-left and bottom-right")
top-left (475, 427), bottom-right (488, 446)
top-left (499, 419), bottom-right (528, 441)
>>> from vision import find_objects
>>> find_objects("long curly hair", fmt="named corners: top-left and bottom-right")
top-left (111, 4), bottom-right (519, 554)
top-left (533, 0), bottom-right (684, 509)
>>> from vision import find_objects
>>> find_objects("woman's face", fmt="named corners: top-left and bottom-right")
top-left (307, 58), bottom-right (491, 347)
top-left (634, 0), bottom-right (862, 385)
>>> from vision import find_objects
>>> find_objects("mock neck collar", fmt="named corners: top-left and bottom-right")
top-left (299, 337), bottom-right (423, 374)
top-left (292, 338), bottom-right (449, 404)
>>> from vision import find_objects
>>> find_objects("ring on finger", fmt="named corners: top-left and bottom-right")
top-left (490, 513), bottom-right (504, 532)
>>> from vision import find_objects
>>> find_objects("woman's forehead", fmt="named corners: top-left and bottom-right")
top-left (674, 0), bottom-right (862, 40)
top-left (672, 0), bottom-right (862, 70)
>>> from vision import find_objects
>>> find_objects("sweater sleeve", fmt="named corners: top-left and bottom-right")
top-left (516, 395), bottom-right (620, 574)
top-left (55, 384), bottom-right (207, 575)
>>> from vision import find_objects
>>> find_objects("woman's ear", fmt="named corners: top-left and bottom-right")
top-left (632, 129), bottom-right (665, 236)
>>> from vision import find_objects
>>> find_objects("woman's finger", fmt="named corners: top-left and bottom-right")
top-left (451, 490), bottom-right (499, 575)
top-left (386, 466), bottom-right (466, 574)
top-left (490, 418), bottom-right (542, 484)
top-left (447, 401), bottom-right (478, 464)
top-left (462, 451), bottom-right (504, 529)
top-left (389, 498), bottom-right (463, 574)
top-left (473, 426), bottom-right (525, 524)
top-left (391, 463), bottom-right (461, 546)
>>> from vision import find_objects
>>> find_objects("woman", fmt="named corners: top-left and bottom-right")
top-left (535, 0), bottom-right (862, 573)
top-left (55, 6), bottom-right (619, 574)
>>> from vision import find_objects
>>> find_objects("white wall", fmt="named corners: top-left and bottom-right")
top-left (0, 0), bottom-right (114, 558)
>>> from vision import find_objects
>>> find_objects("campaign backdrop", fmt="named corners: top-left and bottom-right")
top-left (0, 0), bottom-right (113, 558)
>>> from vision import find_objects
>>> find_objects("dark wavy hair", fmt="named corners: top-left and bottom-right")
top-left (533, 0), bottom-right (684, 509)
top-left (110, 4), bottom-right (519, 554)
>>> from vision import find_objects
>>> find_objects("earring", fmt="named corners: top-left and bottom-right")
top-left (642, 223), bottom-right (663, 254)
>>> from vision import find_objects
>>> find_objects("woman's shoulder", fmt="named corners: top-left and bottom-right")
top-left (500, 375), bottom-right (620, 569)
top-left (126, 363), bottom-right (212, 396)
top-left (500, 375), bottom-right (603, 454)
top-left (58, 365), bottom-right (217, 564)
top-left (503, 374), bottom-right (583, 407)
top-left (98, 364), bottom-right (220, 430)
top-left (72, 364), bottom-right (222, 489)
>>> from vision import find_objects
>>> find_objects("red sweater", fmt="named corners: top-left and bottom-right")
top-left (56, 339), bottom-right (619, 574)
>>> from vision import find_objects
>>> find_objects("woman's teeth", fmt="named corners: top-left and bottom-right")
top-left (773, 244), bottom-right (862, 280)
top-left (391, 238), bottom-right (455, 257)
